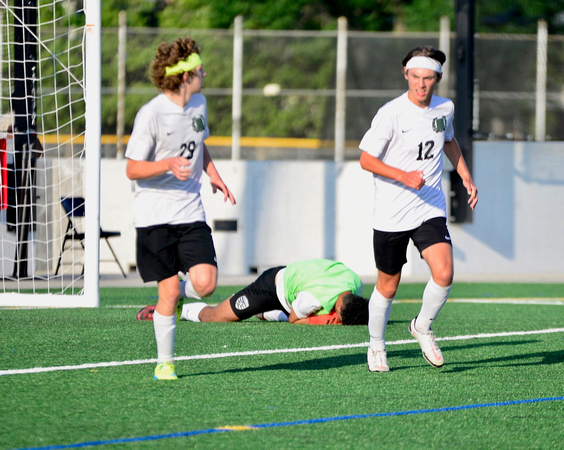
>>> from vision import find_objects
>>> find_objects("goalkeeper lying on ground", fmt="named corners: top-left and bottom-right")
top-left (137, 259), bottom-right (368, 325)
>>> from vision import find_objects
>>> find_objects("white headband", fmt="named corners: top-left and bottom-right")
top-left (405, 56), bottom-right (442, 73)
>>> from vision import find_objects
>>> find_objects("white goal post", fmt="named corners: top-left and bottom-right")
top-left (0, 0), bottom-right (101, 307)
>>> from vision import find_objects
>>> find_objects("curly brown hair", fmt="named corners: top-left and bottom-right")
top-left (149, 36), bottom-right (202, 92)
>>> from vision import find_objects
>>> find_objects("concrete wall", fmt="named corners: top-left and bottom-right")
top-left (100, 141), bottom-right (564, 282)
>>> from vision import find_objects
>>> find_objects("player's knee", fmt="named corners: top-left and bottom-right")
top-left (377, 278), bottom-right (400, 299)
top-left (192, 277), bottom-right (216, 298)
top-left (188, 264), bottom-right (218, 298)
top-left (376, 270), bottom-right (401, 299)
top-left (379, 286), bottom-right (397, 299)
top-left (198, 285), bottom-right (216, 298)
top-left (433, 267), bottom-right (453, 287)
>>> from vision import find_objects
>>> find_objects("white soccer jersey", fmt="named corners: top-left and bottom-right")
top-left (359, 92), bottom-right (455, 232)
top-left (275, 270), bottom-right (322, 318)
top-left (125, 93), bottom-right (210, 228)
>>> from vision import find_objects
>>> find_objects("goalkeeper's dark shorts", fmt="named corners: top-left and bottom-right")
top-left (229, 266), bottom-right (286, 320)
top-left (136, 221), bottom-right (217, 283)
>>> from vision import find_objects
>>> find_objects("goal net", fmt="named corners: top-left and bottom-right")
top-left (0, 0), bottom-right (101, 307)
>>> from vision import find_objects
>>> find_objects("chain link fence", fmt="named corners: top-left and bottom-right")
top-left (100, 25), bottom-right (564, 159)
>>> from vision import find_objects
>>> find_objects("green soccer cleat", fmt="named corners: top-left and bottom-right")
top-left (154, 361), bottom-right (178, 380)
top-left (176, 299), bottom-right (184, 320)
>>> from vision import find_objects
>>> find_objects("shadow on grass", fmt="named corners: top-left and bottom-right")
top-left (182, 339), bottom-right (560, 377)
top-left (185, 353), bottom-right (366, 377)
top-left (394, 338), bottom-right (564, 370)
top-left (441, 347), bottom-right (564, 373)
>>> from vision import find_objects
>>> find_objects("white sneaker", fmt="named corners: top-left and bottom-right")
top-left (409, 318), bottom-right (444, 367)
top-left (367, 348), bottom-right (390, 372)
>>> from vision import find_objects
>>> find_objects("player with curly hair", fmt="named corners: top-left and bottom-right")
top-left (125, 36), bottom-right (236, 380)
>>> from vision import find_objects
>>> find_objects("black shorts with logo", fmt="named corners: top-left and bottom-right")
top-left (373, 216), bottom-right (451, 275)
top-left (136, 221), bottom-right (217, 283)
top-left (229, 266), bottom-right (286, 320)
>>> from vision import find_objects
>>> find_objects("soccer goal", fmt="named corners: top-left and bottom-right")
top-left (0, 0), bottom-right (101, 307)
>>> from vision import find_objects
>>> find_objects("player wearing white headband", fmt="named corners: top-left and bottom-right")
top-left (359, 46), bottom-right (478, 372)
top-left (125, 36), bottom-right (236, 380)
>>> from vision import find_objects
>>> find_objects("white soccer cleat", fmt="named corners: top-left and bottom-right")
top-left (409, 318), bottom-right (444, 367)
top-left (367, 348), bottom-right (390, 372)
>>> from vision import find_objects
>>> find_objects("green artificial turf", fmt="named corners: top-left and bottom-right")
top-left (0, 284), bottom-right (563, 449)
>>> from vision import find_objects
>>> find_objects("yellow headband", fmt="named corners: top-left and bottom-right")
top-left (165, 53), bottom-right (202, 77)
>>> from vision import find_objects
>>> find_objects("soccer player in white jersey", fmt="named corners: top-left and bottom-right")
top-left (125, 36), bottom-right (236, 380)
top-left (359, 46), bottom-right (478, 372)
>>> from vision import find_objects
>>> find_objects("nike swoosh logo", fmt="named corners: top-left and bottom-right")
top-left (402, 129), bottom-right (411, 133)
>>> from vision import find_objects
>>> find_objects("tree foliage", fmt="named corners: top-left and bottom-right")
top-left (93, 1), bottom-right (563, 138)
top-left (102, 0), bottom-right (564, 33)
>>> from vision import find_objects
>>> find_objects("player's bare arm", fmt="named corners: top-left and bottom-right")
top-left (289, 308), bottom-right (342, 325)
top-left (126, 157), bottom-right (191, 181)
top-left (288, 308), bottom-right (310, 324)
top-left (443, 139), bottom-right (478, 209)
top-left (203, 143), bottom-right (236, 204)
top-left (360, 151), bottom-right (425, 190)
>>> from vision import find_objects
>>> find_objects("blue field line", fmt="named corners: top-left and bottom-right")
top-left (18, 396), bottom-right (564, 450)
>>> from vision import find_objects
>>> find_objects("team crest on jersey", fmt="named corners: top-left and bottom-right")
top-left (432, 116), bottom-right (447, 133)
top-left (192, 115), bottom-right (206, 132)
top-left (234, 296), bottom-right (250, 310)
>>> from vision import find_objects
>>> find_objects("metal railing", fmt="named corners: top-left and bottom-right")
top-left (105, 18), bottom-right (564, 159)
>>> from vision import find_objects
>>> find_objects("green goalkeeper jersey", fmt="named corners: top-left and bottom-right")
top-left (283, 259), bottom-right (362, 315)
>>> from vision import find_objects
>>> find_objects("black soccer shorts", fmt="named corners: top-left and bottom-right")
top-left (373, 217), bottom-right (451, 275)
top-left (136, 221), bottom-right (217, 283)
top-left (229, 266), bottom-right (286, 320)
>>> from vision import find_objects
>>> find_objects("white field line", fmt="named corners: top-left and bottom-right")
top-left (449, 298), bottom-right (564, 305)
top-left (400, 298), bottom-right (564, 305)
top-left (111, 298), bottom-right (564, 309)
top-left (4, 298), bottom-right (563, 310)
top-left (2, 328), bottom-right (563, 377)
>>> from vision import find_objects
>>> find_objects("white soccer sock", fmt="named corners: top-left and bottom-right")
top-left (153, 310), bottom-right (176, 364)
top-left (415, 278), bottom-right (452, 333)
top-left (180, 302), bottom-right (208, 322)
top-left (368, 288), bottom-right (394, 351)
top-left (180, 278), bottom-right (202, 300)
top-left (259, 310), bottom-right (289, 322)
